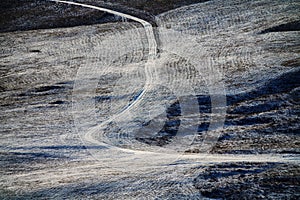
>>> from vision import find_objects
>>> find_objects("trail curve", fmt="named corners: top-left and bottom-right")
top-left (50, 0), bottom-right (157, 110)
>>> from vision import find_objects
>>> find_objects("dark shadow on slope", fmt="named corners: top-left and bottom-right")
top-left (1, 0), bottom-right (212, 33)
top-left (7, 145), bottom-right (108, 151)
top-left (0, 151), bottom-right (66, 162)
top-left (224, 68), bottom-right (300, 128)
top-left (214, 69), bottom-right (300, 154)
top-left (135, 68), bottom-right (300, 149)
top-left (227, 67), bottom-right (300, 106)
top-left (80, 0), bottom-right (211, 18)
top-left (259, 21), bottom-right (300, 34)
top-left (0, 0), bottom-right (118, 33)
top-left (135, 95), bottom-right (213, 146)
top-left (194, 162), bottom-right (300, 199)
top-left (136, 100), bottom-right (181, 146)
top-left (17, 81), bottom-right (73, 97)
top-left (17, 174), bottom-right (201, 199)
top-left (0, 145), bottom-right (107, 173)
top-left (0, 151), bottom-right (68, 173)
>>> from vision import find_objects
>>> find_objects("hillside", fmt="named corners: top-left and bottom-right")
top-left (1, 0), bottom-right (299, 199)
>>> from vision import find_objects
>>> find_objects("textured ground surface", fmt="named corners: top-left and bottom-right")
top-left (1, 0), bottom-right (300, 199)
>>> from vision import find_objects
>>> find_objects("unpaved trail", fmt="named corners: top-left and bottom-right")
top-left (1, 0), bottom-right (299, 199)
top-left (51, 0), bottom-right (163, 152)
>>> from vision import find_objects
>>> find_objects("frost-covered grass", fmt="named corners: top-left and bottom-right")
top-left (1, 0), bottom-right (299, 199)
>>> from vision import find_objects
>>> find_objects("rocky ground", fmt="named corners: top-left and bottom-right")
top-left (1, 0), bottom-right (299, 199)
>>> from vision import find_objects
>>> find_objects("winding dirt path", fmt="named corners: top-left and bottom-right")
top-left (50, 0), bottom-right (161, 151)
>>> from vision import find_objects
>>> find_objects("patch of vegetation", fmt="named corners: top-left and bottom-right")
top-left (194, 163), bottom-right (300, 199)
